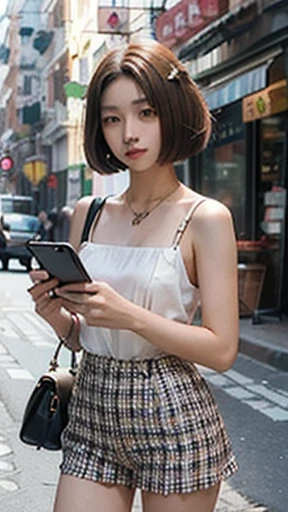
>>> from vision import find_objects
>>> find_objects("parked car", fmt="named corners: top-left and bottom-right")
top-left (0, 213), bottom-right (40, 271)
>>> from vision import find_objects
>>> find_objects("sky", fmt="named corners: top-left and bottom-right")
top-left (0, 0), bottom-right (9, 44)
top-left (0, 0), bottom-right (9, 17)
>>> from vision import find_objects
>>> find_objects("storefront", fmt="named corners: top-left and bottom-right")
top-left (241, 70), bottom-right (288, 318)
top-left (160, 0), bottom-right (288, 319)
top-left (199, 71), bottom-right (287, 320)
top-left (195, 67), bottom-right (288, 319)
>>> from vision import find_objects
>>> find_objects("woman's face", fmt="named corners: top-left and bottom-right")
top-left (100, 76), bottom-right (162, 173)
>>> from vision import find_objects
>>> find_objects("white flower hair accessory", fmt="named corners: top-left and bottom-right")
top-left (167, 65), bottom-right (180, 81)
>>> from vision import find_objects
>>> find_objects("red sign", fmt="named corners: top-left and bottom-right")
top-left (156, 0), bottom-right (224, 48)
top-left (47, 174), bottom-right (58, 189)
top-left (0, 155), bottom-right (14, 171)
top-left (98, 7), bottom-right (129, 34)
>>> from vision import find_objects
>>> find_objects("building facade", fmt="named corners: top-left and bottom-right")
top-left (0, 0), bottom-right (160, 213)
top-left (157, 0), bottom-right (288, 319)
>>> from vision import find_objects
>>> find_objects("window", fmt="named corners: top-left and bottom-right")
top-left (23, 75), bottom-right (32, 95)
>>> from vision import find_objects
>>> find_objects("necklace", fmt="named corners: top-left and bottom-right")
top-left (126, 184), bottom-right (180, 226)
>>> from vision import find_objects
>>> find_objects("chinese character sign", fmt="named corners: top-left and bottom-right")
top-left (156, 0), bottom-right (221, 48)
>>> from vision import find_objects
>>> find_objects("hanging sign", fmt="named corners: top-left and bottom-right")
top-left (242, 79), bottom-right (288, 122)
top-left (155, 0), bottom-right (222, 49)
top-left (47, 174), bottom-right (58, 189)
top-left (98, 7), bottom-right (129, 34)
top-left (23, 158), bottom-right (46, 186)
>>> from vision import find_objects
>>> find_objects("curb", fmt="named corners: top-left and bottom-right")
top-left (239, 335), bottom-right (288, 372)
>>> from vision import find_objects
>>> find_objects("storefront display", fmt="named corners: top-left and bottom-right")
top-left (200, 102), bottom-right (246, 239)
top-left (256, 115), bottom-right (286, 312)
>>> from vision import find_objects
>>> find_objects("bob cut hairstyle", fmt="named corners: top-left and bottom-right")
top-left (84, 39), bottom-right (212, 175)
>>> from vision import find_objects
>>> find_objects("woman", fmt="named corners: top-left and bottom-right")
top-left (29, 40), bottom-right (238, 512)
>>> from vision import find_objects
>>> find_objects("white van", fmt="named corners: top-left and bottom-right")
top-left (0, 194), bottom-right (34, 215)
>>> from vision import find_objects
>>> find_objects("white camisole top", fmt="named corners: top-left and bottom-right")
top-left (78, 199), bottom-right (205, 360)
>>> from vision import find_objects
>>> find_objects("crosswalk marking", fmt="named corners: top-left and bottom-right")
top-left (6, 369), bottom-right (34, 380)
top-left (201, 367), bottom-right (288, 422)
top-left (246, 384), bottom-right (288, 408)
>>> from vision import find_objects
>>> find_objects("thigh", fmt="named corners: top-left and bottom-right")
top-left (53, 474), bottom-right (135, 512)
top-left (142, 483), bottom-right (221, 512)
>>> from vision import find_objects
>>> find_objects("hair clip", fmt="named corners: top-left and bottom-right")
top-left (167, 65), bottom-right (180, 81)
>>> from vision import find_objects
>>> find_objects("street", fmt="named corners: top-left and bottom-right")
top-left (0, 265), bottom-right (287, 512)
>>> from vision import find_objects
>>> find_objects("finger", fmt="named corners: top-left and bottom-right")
top-left (36, 296), bottom-right (63, 316)
top-left (29, 269), bottom-right (50, 283)
top-left (31, 290), bottom-right (53, 307)
top-left (55, 291), bottom-right (92, 303)
top-left (58, 281), bottom-right (101, 294)
top-left (58, 298), bottom-right (87, 315)
top-left (28, 278), bottom-right (59, 300)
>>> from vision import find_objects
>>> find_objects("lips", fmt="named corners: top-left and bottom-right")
top-left (125, 148), bottom-right (147, 159)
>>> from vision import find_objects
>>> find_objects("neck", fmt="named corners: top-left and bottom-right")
top-left (127, 164), bottom-right (179, 205)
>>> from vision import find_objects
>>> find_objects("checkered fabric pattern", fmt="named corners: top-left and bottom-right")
top-left (60, 352), bottom-right (238, 495)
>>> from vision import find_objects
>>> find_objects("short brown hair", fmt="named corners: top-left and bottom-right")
top-left (84, 40), bottom-right (211, 174)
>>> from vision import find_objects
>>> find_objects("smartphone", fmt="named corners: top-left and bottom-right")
top-left (27, 241), bottom-right (92, 284)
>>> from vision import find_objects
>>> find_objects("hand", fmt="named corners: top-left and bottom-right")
top-left (28, 271), bottom-right (65, 326)
top-left (55, 281), bottom-right (135, 331)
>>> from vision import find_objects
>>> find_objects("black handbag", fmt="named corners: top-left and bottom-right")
top-left (19, 340), bottom-right (77, 450)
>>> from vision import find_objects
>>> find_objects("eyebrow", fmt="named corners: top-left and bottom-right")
top-left (101, 97), bottom-right (148, 112)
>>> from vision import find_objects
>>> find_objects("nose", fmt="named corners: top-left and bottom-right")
top-left (123, 118), bottom-right (139, 145)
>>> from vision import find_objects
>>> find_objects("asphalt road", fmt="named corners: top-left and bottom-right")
top-left (0, 263), bottom-right (287, 511)
top-left (212, 356), bottom-right (288, 512)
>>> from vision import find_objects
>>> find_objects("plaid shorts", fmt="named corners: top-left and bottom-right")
top-left (60, 351), bottom-right (238, 495)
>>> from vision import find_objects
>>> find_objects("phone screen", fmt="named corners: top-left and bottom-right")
top-left (27, 241), bottom-right (92, 284)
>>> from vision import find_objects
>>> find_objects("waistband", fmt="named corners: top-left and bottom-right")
top-left (81, 350), bottom-right (198, 376)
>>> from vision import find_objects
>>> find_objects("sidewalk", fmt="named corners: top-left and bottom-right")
top-left (239, 315), bottom-right (288, 372)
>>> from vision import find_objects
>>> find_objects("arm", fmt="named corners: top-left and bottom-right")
top-left (57, 201), bottom-right (239, 372)
top-left (130, 200), bottom-right (239, 371)
top-left (28, 196), bottom-right (95, 349)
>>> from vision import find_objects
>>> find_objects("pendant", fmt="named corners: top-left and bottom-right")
top-left (132, 211), bottom-right (149, 225)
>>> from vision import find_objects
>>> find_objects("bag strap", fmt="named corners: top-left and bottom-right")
top-left (49, 338), bottom-right (77, 372)
top-left (80, 196), bottom-right (108, 244)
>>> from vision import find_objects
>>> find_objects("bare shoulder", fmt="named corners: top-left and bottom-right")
top-left (194, 197), bottom-right (232, 223)
top-left (191, 197), bottom-right (235, 244)
top-left (73, 195), bottom-right (95, 214)
top-left (69, 195), bottom-right (95, 249)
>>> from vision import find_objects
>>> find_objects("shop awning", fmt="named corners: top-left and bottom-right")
top-left (201, 47), bottom-right (283, 110)
top-left (203, 64), bottom-right (267, 110)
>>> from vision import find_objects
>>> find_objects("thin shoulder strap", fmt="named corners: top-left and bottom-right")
top-left (80, 196), bottom-right (108, 243)
top-left (172, 198), bottom-right (207, 249)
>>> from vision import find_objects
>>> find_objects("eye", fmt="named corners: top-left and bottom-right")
top-left (102, 116), bottom-right (120, 125)
top-left (140, 108), bottom-right (156, 118)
